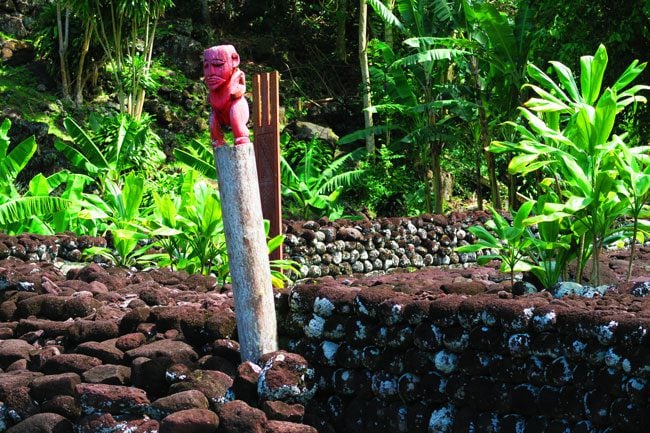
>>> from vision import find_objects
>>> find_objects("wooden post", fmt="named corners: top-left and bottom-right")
top-left (252, 71), bottom-right (282, 261)
top-left (214, 143), bottom-right (278, 362)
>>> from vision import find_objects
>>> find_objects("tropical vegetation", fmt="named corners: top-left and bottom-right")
top-left (0, 0), bottom-right (648, 287)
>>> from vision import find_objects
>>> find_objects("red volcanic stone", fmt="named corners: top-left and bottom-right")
top-left (338, 227), bottom-right (363, 241)
top-left (40, 395), bottom-right (81, 419)
top-left (6, 358), bottom-right (28, 371)
top-left (258, 351), bottom-right (316, 405)
top-left (159, 408), bottom-right (219, 433)
top-left (4, 385), bottom-right (38, 419)
top-left (41, 353), bottom-right (103, 375)
top-left (232, 361), bottom-right (262, 403)
top-left (68, 319), bottom-right (120, 344)
top-left (76, 383), bottom-right (150, 415)
top-left (441, 280), bottom-right (487, 295)
top-left (75, 413), bottom-right (122, 433)
top-left (429, 295), bottom-right (464, 326)
top-left (130, 357), bottom-right (173, 400)
top-left (0, 339), bottom-right (34, 369)
top-left (116, 332), bottom-right (147, 351)
top-left (15, 318), bottom-right (73, 339)
top-left (0, 301), bottom-right (17, 321)
top-left (16, 294), bottom-right (102, 320)
top-left (150, 390), bottom-right (210, 419)
top-left (125, 338), bottom-right (199, 364)
top-left (82, 364), bottom-right (131, 385)
top-left (217, 400), bottom-right (267, 433)
top-left (355, 286), bottom-right (406, 319)
top-left (168, 370), bottom-right (232, 407)
top-left (266, 420), bottom-right (317, 433)
top-left (4, 412), bottom-right (73, 433)
top-left (29, 372), bottom-right (81, 402)
top-left (262, 400), bottom-right (305, 422)
top-left (198, 355), bottom-right (237, 378)
top-left (314, 285), bottom-right (360, 317)
top-left (119, 417), bottom-right (160, 433)
top-left (72, 263), bottom-right (116, 283)
top-left (29, 346), bottom-right (62, 371)
top-left (0, 371), bottom-right (43, 399)
top-left (119, 307), bottom-right (152, 333)
top-left (289, 283), bottom-right (322, 314)
top-left (75, 340), bottom-right (124, 365)
top-left (212, 339), bottom-right (241, 364)
top-left (181, 306), bottom-right (237, 346)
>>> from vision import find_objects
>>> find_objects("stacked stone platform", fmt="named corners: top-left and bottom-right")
top-left (280, 270), bottom-right (650, 432)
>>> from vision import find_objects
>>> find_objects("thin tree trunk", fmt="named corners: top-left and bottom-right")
top-left (432, 145), bottom-right (443, 214)
top-left (74, 22), bottom-right (94, 106)
top-left (475, 131), bottom-right (483, 210)
top-left (384, 0), bottom-right (396, 48)
top-left (200, 0), bottom-right (211, 26)
top-left (359, 0), bottom-right (375, 154)
top-left (471, 56), bottom-right (501, 210)
top-left (335, 0), bottom-right (348, 62)
top-left (56, 2), bottom-right (70, 98)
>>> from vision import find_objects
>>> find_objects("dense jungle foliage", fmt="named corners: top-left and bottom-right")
top-left (0, 0), bottom-right (648, 284)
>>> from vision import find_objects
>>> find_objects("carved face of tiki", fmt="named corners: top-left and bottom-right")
top-left (203, 45), bottom-right (240, 92)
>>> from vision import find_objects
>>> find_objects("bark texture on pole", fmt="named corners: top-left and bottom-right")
top-left (214, 143), bottom-right (278, 362)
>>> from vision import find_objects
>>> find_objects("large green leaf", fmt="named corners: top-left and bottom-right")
top-left (594, 89), bottom-right (617, 146)
top-left (61, 117), bottom-right (109, 170)
top-left (4, 135), bottom-right (36, 184)
top-left (367, 0), bottom-right (405, 32)
top-left (580, 44), bottom-right (608, 106)
top-left (0, 196), bottom-right (68, 227)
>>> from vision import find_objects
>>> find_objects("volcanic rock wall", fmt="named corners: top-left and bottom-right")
top-left (0, 213), bottom-right (487, 279)
top-left (283, 213), bottom-right (485, 279)
top-left (278, 271), bottom-right (650, 433)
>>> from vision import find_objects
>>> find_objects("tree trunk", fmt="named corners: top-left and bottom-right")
top-left (432, 144), bottom-right (443, 214)
top-left (74, 22), bottom-right (94, 107)
top-left (213, 144), bottom-right (278, 362)
top-left (335, 0), bottom-right (348, 62)
top-left (384, 0), bottom-right (396, 48)
top-left (471, 56), bottom-right (501, 210)
top-left (359, 0), bottom-right (375, 154)
top-left (200, 0), bottom-right (211, 25)
top-left (56, 2), bottom-right (70, 98)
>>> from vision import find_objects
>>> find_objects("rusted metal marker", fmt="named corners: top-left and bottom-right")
top-left (252, 71), bottom-right (282, 261)
top-left (204, 45), bottom-right (278, 362)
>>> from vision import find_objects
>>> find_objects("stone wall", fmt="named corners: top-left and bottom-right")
top-left (0, 213), bottom-right (489, 279)
top-left (283, 212), bottom-right (487, 279)
top-left (278, 270), bottom-right (650, 433)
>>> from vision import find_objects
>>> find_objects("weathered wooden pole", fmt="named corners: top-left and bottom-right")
top-left (203, 45), bottom-right (278, 362)
top-left (214, 144), bottom-right (278, 362)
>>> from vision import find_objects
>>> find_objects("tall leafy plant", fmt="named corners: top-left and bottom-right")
top-left (366, 0), bottom-right (470, 214)
top-left (55, 113), bottom-right (164, 193)
top-left (90, 0), bottom-right (173, 118)
top-left (0, 119), bottom-right (68, 234)
top-left (81, 172), bottom-right (156, 267)
top-left (150, 170), bottom-right (228, 277)
top-left (281, 140), bottom-right (366, 220)
top-left (490, 44), bottom-right (649, 285)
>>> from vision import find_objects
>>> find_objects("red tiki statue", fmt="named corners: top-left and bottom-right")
top-left (203, 45), bottom-right (251, 147)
